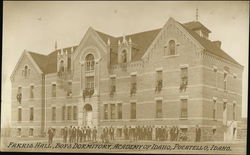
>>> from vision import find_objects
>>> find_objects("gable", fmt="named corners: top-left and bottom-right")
top-left (10, 51), bottom-right (43, 82)
top-left (179, 23), bottom-right (242, 66)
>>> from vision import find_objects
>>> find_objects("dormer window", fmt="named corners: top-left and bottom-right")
top-left (85, 54), bottom-right (95, 71)
top-left (169, 40), bottom-right (176, 55)
top-left (122, 50), bottom-right (127, 63)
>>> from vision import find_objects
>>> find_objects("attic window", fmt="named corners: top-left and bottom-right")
top-left (169, 40), bottom-right (176, 55)
top-left (23, 65), bottom-right (30, 77)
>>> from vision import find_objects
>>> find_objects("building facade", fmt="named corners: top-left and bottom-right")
top-left (10, 17), bottom-right (243, 141)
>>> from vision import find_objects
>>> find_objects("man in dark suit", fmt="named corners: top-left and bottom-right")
top-left (196, 125), bottom-right (201, 142)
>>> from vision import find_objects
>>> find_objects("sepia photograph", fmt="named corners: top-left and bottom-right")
top-left (1, 1), bottom-right (249, 154)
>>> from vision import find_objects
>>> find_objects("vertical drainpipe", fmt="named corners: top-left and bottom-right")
top-left (41, 73), bottom-right (46, 136)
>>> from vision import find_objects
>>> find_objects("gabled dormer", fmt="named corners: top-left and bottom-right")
top-left (118, 36), bottom-right (132, 64)
top-left (57, 47), bottom-right (73, 78)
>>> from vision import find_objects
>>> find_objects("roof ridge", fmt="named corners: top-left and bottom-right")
top-left (116, 28), bottom-right (162, 38)
top-left (95, 28), bottom-right (162, 39)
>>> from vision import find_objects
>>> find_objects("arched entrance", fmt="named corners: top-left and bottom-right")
top-left (83, 104), bottom-right (93, 127)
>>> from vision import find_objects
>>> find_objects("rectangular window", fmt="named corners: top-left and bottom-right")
top-left (73, 106), bottom-right (78, 120)
top-left (213, 66), bottom-right (218, 88)
top-left (233, 103), bottom-right (236, 121)
top-left (62, 106), bottom-right (66, 121)
top-left (86, 76), bottom-right (94, 89)
top-left (130, 102), bottom-right (136, 119)
top-left (67, 82), bottom-right (72, 97)
top-left (155, 71), bottom-right (163, 92)
top-left (223, 101), bottom-right (227, 125)
top-left (18, 108), bottom-right (22, 121)
top-left (224, 72), bottom-right (228, 91)
top-left (104, 104), bottom-right (108, 120)
top-left (110, 77), bottom-right (116, 96)
top-left (30, 107), bottom-right (34, 121)
top-left (212, 128), bottom-right (216, 135)
top-left (30, 85), bottom-right (34, 98)
top-left (213, 100), bottom-right (217, 120)
top-left (130, 75), bottom-right (137, 95)
top-left (67, 106), bottom-right (72, 120)
top-left (110, 104), bottom-right (116, 119)
top-left (29, 128), bottom-right (34, 136)
top-left (180, 99), bottom-right (188, 118)
top-left (156, 100), bottom-right (163, 118)
top-left (117, 103), bottom-right (122, 119)
top-left (17, 87), bottom-right (22, 104)
top-left (17, 128), bottom-right (21, 136)
top-left (180, 67), bottom-right (188, 92)
top-left (52, 84), bottom-right (56, 97)
top-left (52, 107), bottom-right (56, 121)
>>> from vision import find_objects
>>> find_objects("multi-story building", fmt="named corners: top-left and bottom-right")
top-left (10, 17), bottom-right (243, 141)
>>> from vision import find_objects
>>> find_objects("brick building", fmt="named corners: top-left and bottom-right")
top-left (10, 17), bottom-right (243, 141)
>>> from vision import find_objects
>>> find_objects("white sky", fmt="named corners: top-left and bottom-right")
top-left (2, 1), bottom-right (249, 127)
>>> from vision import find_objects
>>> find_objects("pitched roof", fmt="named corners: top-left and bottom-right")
top-left (183, 21), bottom-right (211, 33)
top-left (179, 22), bottom-right (241, 66)
top-left (28, 46), bottom-right (78, 74)
top-left (26, 19), bottom-right (241, 73)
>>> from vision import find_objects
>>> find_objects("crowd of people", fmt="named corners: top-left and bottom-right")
top-left (47, 125), bottom-right (201, 144)
top-left (123, 125), bottom-right (190, 142)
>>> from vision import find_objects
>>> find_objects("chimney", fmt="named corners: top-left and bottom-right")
top-left (213, 41), bottom-right (221, 48)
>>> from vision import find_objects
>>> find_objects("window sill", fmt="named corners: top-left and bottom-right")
top-left (179, 117), bottom-right (188, 120)
top-left (164, 54), bottom-right (180, 59)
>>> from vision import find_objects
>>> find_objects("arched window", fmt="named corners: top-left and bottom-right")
top-left (24, 66), bottom-right (28, 77)
top-left (169, 40), bottom-right (176, 55)
top-left (122, 50), bottom-right (127, 63)
top-left (85, 54), bottom-right (95, 71)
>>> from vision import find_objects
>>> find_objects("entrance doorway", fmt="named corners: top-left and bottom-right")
top-left (83, 104), bottom-right (93, 127)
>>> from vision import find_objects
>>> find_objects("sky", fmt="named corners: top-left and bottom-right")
top-left (2, 1), bottom-right (249, 127)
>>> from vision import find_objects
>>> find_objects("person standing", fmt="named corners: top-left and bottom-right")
top-left (79, 127), bottom-right (83, 143)
top-left (124, 125), bottom-right (128, 140)
top-left (63, 127), bottom-right (68, 143)
top-left (72, 127), bottom-right (76, 143)
top-left (47, 127), bottom-right (53, 144)
top-left (83, 126), bottom-right (87, 142)
top-left (92, 127), bottom-right (97, 142)
top-left (165, 126), bottom-right (169, 141)
top-left (86, 126), bottom-right (91, 141)
top-left (110, 126), bottom-right (115, 141)
top-left (196, 125), bottom-right (201, 142)
top-left (68, 126), bottom-right (72, 143)
top-left (76, 127), bottom-right (80, 143)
